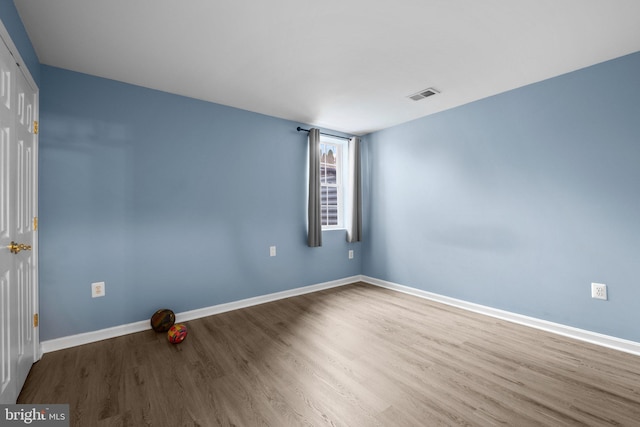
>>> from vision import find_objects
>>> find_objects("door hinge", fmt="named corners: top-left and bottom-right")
top-left (33, 216), bottom-right (38, 231)
top-left (33, 313), bottom-right (39, 327)
top-left (33, 120), bottom-right (38, 134)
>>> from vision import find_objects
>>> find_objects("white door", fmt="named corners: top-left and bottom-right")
top-left (0, 34), bottom-right (18, 404)
top-left (0, 31), bottom-right (39, 404)
top-left (14, 52), bottom-right (38, 395)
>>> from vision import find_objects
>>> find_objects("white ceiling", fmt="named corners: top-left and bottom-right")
top-left (14, 0), bottom-right (640, 135)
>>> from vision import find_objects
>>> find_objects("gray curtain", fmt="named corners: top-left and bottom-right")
top-left (347, 136), bottom-right (362, 242)
top-left (307, 128), bottom-right (322, 247)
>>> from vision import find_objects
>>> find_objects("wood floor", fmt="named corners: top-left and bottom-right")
top-left (18, 282), bottom-right (640, 426)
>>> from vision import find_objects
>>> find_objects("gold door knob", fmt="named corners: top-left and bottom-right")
top-left (8, 241), bottom-right (32, 254)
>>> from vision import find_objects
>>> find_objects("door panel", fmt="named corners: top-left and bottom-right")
top-left (0, 270), bottom-right (11, 401)
top-left (15, 66), bottom-right (36, 387)
top-left (0, 36), bottom-right (17, 404)
top-left (0, 31), bottom-right (38, 403)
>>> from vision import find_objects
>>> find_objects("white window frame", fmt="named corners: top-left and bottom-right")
top-left (320, 136), bottom-right (348, 230)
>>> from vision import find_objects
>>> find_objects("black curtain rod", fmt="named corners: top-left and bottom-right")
top-left (297, 127), bottom-right (351, 141)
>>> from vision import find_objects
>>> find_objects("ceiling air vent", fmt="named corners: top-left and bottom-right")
top-left (408, 88), bottom-right (440, 101)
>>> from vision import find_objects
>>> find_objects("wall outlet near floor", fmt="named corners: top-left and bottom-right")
top-left (591, 282), bottom-right (607, 300)
top-left (348, 250), bottom-right (354, 259)
top-left (269, 246), bottom-right (276, 257)
top-left (92, 281), bottom-right (106, 298)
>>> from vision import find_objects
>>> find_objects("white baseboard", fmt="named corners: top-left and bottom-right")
top-left (40, 275), bottom-right (362, 354)
top-left (176, 275), bottom-right (362, 322)
top-left (40, 320), bottom-right (151, 354)
top-left (41, 274), bottom-right (640, 358)
top-left (362, 276), bottom-right (640, 357)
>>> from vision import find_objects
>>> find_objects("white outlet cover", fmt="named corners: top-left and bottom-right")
top-left (92, 281), bottom-right (105, 298)
top-left (269, 246), bottom-right (276, 257)
top-left (591, 282), bottom-right (607, 300)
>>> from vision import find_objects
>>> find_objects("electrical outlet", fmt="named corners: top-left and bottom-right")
top-left (269, 246), bottom-right (276, 257)
top-left (348, 250), bottom-right (354, 259)
top-left (591, 282), bottom-right (607, 300)
top-left (92, 281), bottom-right (105, 298)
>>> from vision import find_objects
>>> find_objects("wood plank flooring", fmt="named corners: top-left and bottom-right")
top-left (18, 282), bottom-right (640, 426)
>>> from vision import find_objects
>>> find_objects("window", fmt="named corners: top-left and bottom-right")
top-left (319, 137), bottom-right (347, 229)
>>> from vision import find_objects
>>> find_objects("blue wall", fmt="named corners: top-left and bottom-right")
top-left (39, 66), bottom-right (361, 340)
top-left (363, 51), bottom-right (640, 342)
top-left (5, 5), bottom-right (640, 344)
top-left (0, 1), bottom-right (40, 85)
